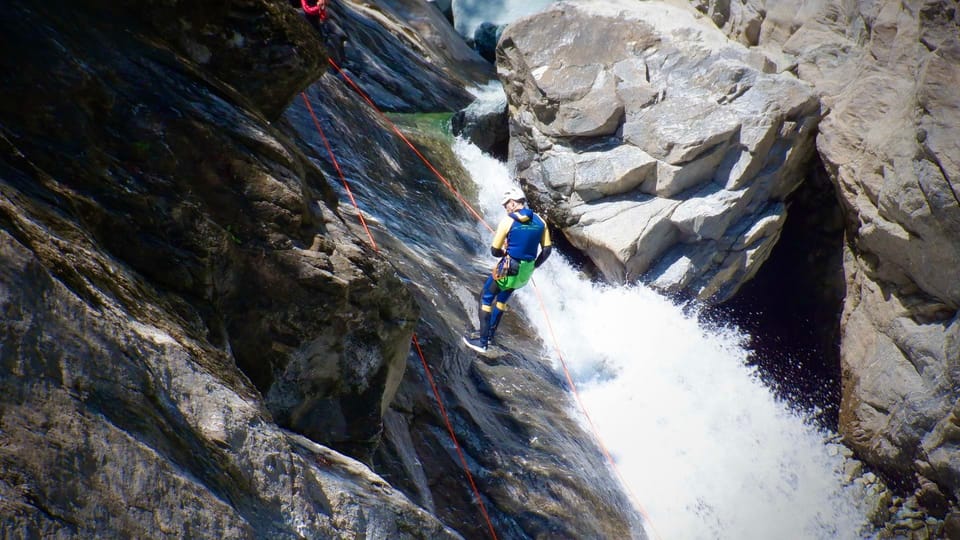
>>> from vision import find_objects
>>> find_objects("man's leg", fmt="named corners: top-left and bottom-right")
top-left (476, 275), bottom-right (500, 347)
top-left (487, 287), bottom-right (514, 343)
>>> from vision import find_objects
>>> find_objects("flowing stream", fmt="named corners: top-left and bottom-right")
top-left (452, 139), bottom-right (873, 540)
top-left (451, 0), bottom-right (557, 38)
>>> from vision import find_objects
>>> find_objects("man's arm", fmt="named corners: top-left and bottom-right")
top-left (534, 223), bottom-right (552, 268)
top-left (534, 246), bottom-right (552, 267)
top-left (490, 217), bottom-right (512, 257)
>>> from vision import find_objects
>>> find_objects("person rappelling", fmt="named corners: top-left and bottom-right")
top-left (463, 187), bottom-right (552, 355)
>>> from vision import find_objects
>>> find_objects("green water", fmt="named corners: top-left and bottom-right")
top-left (385, 112), bottom-right (474, 198)
top-left (386, 112), bottom-right (455, 139)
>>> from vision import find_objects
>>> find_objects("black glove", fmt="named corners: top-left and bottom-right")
top-left (533, 245), bottom-right (552, 268)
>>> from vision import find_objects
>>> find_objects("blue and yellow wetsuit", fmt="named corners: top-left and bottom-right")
top-left (477, 207), bottom-right (552, 346)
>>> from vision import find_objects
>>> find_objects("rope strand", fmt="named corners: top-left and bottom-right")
top-left (412, 335), bottom-right (500, 539)
top-left (300, 91), bottom-right (498, 539)
top-left (300, 92), bottom-right (378, 252)
top-left (327, 58), bottom-right (493, 232)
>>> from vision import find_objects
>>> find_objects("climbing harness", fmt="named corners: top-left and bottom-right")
top-left (300, 55), bottom-right (664, 540)
top-left (492, 255), bottom-right (515, 281)
top-left (493, 256), bottom-right (534, 290)
top-left (301, 0), bottom-right (328, 20)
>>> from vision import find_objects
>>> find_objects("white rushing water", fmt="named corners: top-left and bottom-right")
top-left (451, 0), bottom-right (557, 38)
top-left (452, 139), bottom-right (872, 540)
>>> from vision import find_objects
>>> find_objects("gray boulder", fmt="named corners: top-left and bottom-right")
top-left (451, 83), bottom-right (510, 158)
top-left (473, 21), bottom-right (503, 63)
top-left (498, 0), bottom-right (820, 302)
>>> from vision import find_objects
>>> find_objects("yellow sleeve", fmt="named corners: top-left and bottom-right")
top-left (541, 223), bottom-right (552, 247)
top-left (491, 216), bottom-right (513, 250)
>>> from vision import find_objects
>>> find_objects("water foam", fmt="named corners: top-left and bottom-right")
top-left (453, 139), bottom-right (871, 540)
top-left (451, 0), bottom-right (557, 38)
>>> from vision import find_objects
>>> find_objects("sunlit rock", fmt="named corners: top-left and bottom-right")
top-left (498, 0), bottom-right (820, 302)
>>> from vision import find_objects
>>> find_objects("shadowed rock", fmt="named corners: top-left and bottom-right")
top-left (0, 0), bottom-right (449, 536)
top-left (0, 0), bottom-right (651, 538)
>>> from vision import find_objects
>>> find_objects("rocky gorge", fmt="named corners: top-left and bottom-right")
top-left (491, 0), bottom-right (959, 535)
top-left (1, 0), bottom-right (958, 539)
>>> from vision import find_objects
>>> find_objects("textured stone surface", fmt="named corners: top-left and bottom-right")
top-left (696, 0), bottom-right (960, 506)
top-left (498, 0), bottom-right (820, 302)
top-left (326, 0), bottom-right (493, 112)
top-left (0, 231), bottom-right (459, 539)
top-left (0, 0), bottom-right (649, 538)
top-left (0, 0), bottom-right (454, 534)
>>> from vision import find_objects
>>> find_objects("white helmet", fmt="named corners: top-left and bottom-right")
top-left (501, 186), bottom-right (526, 205)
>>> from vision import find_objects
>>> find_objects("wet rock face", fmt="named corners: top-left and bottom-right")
top-left (451, 86), bottom-right (510, 159)
top-left (0, 0), bottom-right (436, 535)
top-left (321, 0), bottom-right (493, 112)
top-left (497, 0), bottom-right (820, 302)
top-left (4, 0), bottom-right (422, 459)
top-left (0, 0), bottom-right (647, 537)
top-left (71, 0), bottom-right (327, 120)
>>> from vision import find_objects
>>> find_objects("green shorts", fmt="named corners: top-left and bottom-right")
top-left (495, 258), bottom-right (535, 290)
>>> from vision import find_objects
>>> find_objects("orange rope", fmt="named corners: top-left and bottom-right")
top-left (300, 91), bottom-right (498, 540)
top-left (300, 92), bottom-right (378, 252)
top-left (326, 58), bottom-right (493, 233)
top-left (412, 335), bottom-right (500, 540)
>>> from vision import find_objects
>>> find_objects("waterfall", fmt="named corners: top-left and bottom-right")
top-left (452, 139), bottom-right (873, 540)
top-left (451, 0), bottom-right (557, 38)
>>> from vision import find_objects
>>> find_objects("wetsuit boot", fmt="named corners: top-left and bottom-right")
top-left (486, 301), bottom-right (507, 345)
top-left (463, 304), bottom-right (492, 353)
